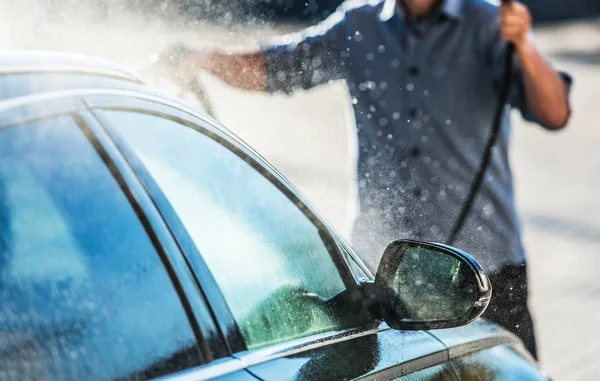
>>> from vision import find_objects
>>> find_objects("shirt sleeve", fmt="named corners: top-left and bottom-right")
top-left (489, 29), bottom-right (573, 129)
top-left (260, 8), bottom-right (349, 94)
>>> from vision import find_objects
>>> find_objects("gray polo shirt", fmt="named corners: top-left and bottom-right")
top-left (261, 0), bottom-right (571, 272)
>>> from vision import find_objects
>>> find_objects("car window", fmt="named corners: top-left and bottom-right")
top-left (103, 110), bottom-right (367, 350)
top-left (0, 116), bottom-right (202, 380)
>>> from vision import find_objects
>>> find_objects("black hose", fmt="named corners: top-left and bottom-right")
top-left (447, 1), bottom-right (515, 246)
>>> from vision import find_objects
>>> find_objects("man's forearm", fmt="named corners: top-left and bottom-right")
top-left (188, 49), bottom-right (268, 92)
top-left (516, 40), bottom-right (570, 129)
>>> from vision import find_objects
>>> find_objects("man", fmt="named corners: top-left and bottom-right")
top-left (166, 0), bottom-right (571, 358)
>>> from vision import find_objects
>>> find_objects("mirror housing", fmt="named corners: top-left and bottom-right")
top-left (373, 240), bottom-right (491, 331)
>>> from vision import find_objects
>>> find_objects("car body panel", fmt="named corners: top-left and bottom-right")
top-left (242, 327), bottom-right (451, 380)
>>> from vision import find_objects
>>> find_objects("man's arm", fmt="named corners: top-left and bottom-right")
top-left (163, 5), bottom-right (349, 96)
top-left (501, 2), bottom-right (571, 129)
top-left (170, 47), bottom-right (267, 92)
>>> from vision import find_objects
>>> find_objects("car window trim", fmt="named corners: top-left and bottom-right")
top-left (0, 99), bottom-right (222, 366)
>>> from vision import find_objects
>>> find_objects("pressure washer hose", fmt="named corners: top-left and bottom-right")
top-left (446, 0), bottom-right (515, 245)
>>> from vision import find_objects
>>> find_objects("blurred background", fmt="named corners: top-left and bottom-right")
top-left (1, 0), bottom-right (599, 379)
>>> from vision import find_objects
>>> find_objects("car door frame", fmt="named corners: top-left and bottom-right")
top-left (0, 91), bottom-right (250, 379)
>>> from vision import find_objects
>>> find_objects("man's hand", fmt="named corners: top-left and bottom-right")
top-left (499, 2), bottom-right (571, 129)
top-left (500, 1), bottom-right (532, 50)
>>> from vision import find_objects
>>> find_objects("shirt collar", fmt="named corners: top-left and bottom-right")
top-left (379, 0), bottom-right (464, 22)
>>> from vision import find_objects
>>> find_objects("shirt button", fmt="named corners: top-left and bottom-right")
top-left (409, 108), bottom-right (422, 119)
top-left (408, 66), bottom-right (420, 76)
top-left (410, 146), bottom-right (421, 158)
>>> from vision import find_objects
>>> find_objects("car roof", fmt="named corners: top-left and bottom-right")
top-left (0, 50), bottom-right (215, 118)
top-left (0, 50), bottom-right (144, 84)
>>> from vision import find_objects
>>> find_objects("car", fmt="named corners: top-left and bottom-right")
top-left (0, 50), bottom-right (550, 380)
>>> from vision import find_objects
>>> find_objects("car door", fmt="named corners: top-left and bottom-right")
top-left (87, 92), bottom-right (460, 381)
top-left (0, 95), bottom-right (256, 381)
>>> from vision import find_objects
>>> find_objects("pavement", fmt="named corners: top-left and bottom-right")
top-left (2, 4), bottom-right (599, 380)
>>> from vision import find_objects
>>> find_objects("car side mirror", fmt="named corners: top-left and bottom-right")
top-left (374, 240), bottom-right (491, 330)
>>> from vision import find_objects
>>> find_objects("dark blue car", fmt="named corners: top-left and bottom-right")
top-left (0, 50), bottom-right (550, 380)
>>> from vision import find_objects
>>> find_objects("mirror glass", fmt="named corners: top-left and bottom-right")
top-left (382, 246), bottom-right (479, 322)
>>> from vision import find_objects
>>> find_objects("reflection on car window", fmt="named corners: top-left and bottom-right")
top-left (0, 117), bottom-right (201, 380)
top-left (105, 110), bottom-right (364, 350)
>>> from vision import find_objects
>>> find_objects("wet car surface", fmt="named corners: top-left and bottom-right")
top-left (0, 50), bottom-right (550, 380)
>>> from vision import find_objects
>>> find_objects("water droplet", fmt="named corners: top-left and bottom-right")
top-left (483, 203), bottom-right (495, 217)
top-left (445, 119), bottom-right (452, 126)
top-left (393, 112), bottom-right (401, 120)
top-left (366, 52), bottom-right (374, 61)
top-left (406, 83), bottom-right (415, 91)
top-left (380, 81), bottom-right (388, 90)
top-left (352, 97), bottom-right (358, 105)
top-left (387, 134), bottom-right (393, 139)
top-left (378, 45), bottom-right (386, 53)
top-left (391, 58), bottom-right (400, 68)
top-left (379, 117), bottom-right (388, 127)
